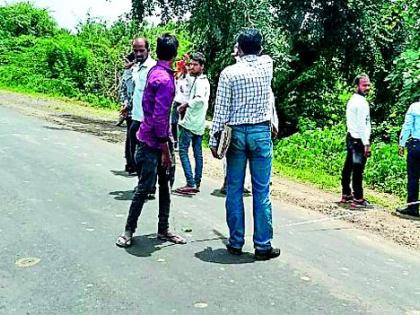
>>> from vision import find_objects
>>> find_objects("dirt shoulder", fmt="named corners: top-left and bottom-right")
top-left (2, 90), bottom-right (419, 251)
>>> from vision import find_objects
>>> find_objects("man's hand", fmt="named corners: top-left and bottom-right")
top-left (364, 145), bottom-right (371, 158)
top-left (210, 146), bottom-right (221, 159)
top-left (120, 101), bottom-right (128, 118)
top-left (398, 146), bottom-right (405, 157)
top-left (271, 128), bottom-right (278, 140)
top-left (177, 103), bottom-right (188, 113)
top-left (160, 142), bottom-right (172, 168)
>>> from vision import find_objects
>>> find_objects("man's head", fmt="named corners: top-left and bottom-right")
top-left (354, 74), bottom-right (371, 96)
top-left (236, 28), bottom-right (263, 56)
top-left (132, 38), bottom-right (149, 64)
top-left (189, 52), bottom-right (205, 77)
top-left (156, 33), bottom-right (179, 61)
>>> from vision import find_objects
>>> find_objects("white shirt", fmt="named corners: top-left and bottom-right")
top-left (346, 93), bottom-right (371, 145)
top-left (132, 56), bottom-right (156, 122)
top-left (174, 74), bottom-right (192, 104)
top-left (210, 54), bottom-right (273, 147)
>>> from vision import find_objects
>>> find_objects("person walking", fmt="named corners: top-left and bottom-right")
top-left (116, 33), bottom-right (186, 248)
top-left (397, 101), bottom-right (420, 218)
top-left (340, 74), bottom-right (372, 209)
top-left (175, 52), bottom-right (210, 194)
top-left (210, 28), bottom-right (280, 260)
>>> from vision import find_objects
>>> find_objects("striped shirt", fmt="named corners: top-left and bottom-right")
top-left (209, 54), bottom-right (273, 147)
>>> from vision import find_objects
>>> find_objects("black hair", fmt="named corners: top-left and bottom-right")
top-left (237, 28), bottom-right (263, 55)
top-left (191, 52), bottom-right (206, 66)
top-left (156, 33), bottom-right (179, 61)
top-left (354, 73), bottom-right (369, 85)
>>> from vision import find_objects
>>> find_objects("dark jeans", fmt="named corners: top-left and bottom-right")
top-left (178, 126), bottom-right (203, 187)
top-left (407, 139), bottom-right (420, 212)
top-left (341, 134), bottom-right (367, 200)
top-left (128, 120), bottom-right (141, 167)
top-left (125, 142), bottom-right (172, 233)
top-left (171, 102), bottom-right (181, 144)
top-left (125, 117), bottom-right (134, 168)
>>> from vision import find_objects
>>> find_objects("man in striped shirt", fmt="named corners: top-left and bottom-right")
top-left (210, 28), bottom-right (280, 260)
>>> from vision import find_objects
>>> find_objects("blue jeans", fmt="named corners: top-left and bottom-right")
top-left (178, 126), bottom-right (203, 187)
top-left (226, 122), bottom-right (273, 251)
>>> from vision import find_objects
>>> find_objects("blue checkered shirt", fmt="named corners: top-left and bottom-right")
top-left (210, 54), bottom-right (273, 147)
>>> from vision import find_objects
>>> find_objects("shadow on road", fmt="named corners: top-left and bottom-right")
top-left (110, 170), bottom-right (137, 178)
top-left (109, 190), bottom-right (134, 201)
top-left (125, 234), bottom-right (175, 257)
top-left (43, 125), bottom-right (72, 131)
top-left (195, 247), bottom-right (255, 264)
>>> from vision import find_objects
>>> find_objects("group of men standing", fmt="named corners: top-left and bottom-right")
top-left (113, 27), bottom-right (419, 260)
top-left (115, 28), bottom-right (281, 260)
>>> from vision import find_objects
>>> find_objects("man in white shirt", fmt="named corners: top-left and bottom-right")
top-left (340, 74), bottom-right (372, 208)
top-left (120, 38), bottom-right (156, 174)
top-left (397, 101), bottom-right (420, 218)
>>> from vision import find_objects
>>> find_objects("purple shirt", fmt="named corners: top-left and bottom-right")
top-left (137, 60), bottom-right (175, 150)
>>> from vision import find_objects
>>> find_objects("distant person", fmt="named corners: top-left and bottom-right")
top-left (171, 53), bottom-right (192, 151)
top-left (397, 101), bottom-right (420, 218)
top-left (340, 74), bottom-right (372, 208)
top-left (116, 33), bottom-right (186, 248)
top-left (119, 52), bottom-right (136, 174)
top-left (210, 28), bottom-right (280, 260)
top-left (174, 52), bottom-right (210, 195)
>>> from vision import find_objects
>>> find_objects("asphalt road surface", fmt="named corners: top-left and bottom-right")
top-left (1, 105), bottom-right (420, 315)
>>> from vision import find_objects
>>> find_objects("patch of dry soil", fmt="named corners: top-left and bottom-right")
top-left (1, 91), bottom-right (419, 250)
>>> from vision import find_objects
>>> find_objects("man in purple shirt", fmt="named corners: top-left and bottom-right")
top-left (116, 33), bottom-right (186, 247)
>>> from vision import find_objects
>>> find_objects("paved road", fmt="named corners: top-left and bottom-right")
top-left (1, 105), bottom-right (420, 315)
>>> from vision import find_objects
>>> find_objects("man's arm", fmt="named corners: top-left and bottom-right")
top-left (399, 104), bottom-right (414, 148)
top-left (357, 100), bottom-right (371, 146)
top-left (152, 76), bottom-right (173, 144)
top-left (209, 72), bottom-right (232, 148)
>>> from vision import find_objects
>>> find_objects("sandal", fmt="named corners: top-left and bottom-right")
top-left (116, 234), bottom-right (132, 247)
top-left (157, 231), bottom-right (186, 244)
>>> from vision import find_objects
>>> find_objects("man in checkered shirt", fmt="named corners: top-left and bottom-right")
top-left (210, 28), bottom-right (280, 261)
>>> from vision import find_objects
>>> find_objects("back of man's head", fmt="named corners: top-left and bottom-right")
top-left (237, 28), bottom-right (263, 55)
top-left (156, 33), bottom-right (179, 61)
top-left (191, 52), bottom-right (206, 66)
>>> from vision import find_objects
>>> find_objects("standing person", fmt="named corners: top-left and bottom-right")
top-left (340, 74), bottom-right (372, 208)
top-left (397, 101), bottom-right (420, 218)
top-left (119, 53), bottom-right (136, 174)
top-left (127, 38), bottom-right (156, 174)
top-left (209, 28), bottom-right (280, 260)
top-left (171, 54), bottom-right (192, 151)
top-left (116, 33), bottom-right (186, 248)
top-left (175, 52), bottom-right (211, 194)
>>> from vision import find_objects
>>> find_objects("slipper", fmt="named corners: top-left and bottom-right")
top-left (116, 235), bottom-right (132, 247)
top-left (157, 231), bottom-right (187, 244)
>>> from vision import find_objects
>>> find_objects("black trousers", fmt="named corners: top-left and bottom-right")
top-left (407, 139), bottom-right (420, 212)
top-left (125, 142), bottom-right (173, 233)
top-left (128, 120), bottom-right (141, 167)
top-left (124, 117), bottom-right (134, 169)
top-left (341, 134), bottom-right (367, 200)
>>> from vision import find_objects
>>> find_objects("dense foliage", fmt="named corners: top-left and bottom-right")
top-left (133, 0), bottom-right (419, 136)
top-left (0, 3), bottom-right (192, 107)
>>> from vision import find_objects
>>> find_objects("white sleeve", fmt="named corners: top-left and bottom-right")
top-left (358, 101), bottom-right (371, 145)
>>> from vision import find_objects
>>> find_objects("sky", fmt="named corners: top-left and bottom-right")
top-left (0, 0), bottom-right (136, 31)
